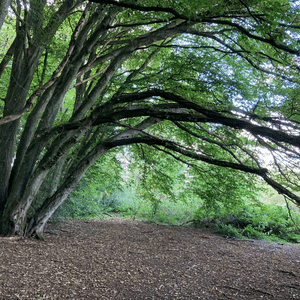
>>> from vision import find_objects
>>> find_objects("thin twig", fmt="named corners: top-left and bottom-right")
top-left (284, 195), bottom-right (300, 231)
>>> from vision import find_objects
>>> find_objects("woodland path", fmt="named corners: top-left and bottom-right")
top-left (0, 217), bottom-right (299, 299)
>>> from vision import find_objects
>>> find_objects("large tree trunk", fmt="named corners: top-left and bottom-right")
top-left (6, 6), bottom-right (115, 206)
top-left (0, 0), bottom-right (81, 234)
top-left (27, 148), bottom-right (109, 239)
top-left (0, 42), bottom-right (41, 214)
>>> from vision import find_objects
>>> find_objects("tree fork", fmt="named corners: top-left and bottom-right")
top-left (26, 118), bottom-right (161, 238)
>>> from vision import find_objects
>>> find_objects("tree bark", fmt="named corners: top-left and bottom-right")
top-left (0, 0), bottom-right (11, 31)
top-left (0, 0), bottom-right (81, 230)
top-left (3, 19), bottom-right (193, 236)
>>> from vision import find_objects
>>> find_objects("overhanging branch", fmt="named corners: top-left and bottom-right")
top-left (102, 135), bottom-right (300, 205)
top-left (102, 136), bottom-right (268, 176)
top-left (88, 0), bottom-right (187, 19)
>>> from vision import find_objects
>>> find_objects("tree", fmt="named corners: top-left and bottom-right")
top-left (0, 0), bottom-right (299, 239)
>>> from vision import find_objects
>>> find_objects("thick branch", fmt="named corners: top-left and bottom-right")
top-left (89, 0), bottom-right (187, 19)
top-left (0, 37), bottom-right (16, 79)
top-left (32, 89), bottom-right (300, 152)
top-left (262, 174), bottom-right (300, 205)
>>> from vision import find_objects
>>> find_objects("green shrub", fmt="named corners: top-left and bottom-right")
top-left (215, 223), bottom-right (243, 239)
top-left (51, 196), bottom-right (101, 220)
top-left (242, 224), bottom-right (265, 239)
top-left (194, 202), bottom-right (300, 243)
top-left (98, 192), bottom-right (123, 213)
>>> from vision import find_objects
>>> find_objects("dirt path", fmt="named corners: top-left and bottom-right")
top-left (0, 217), bottom-right (299, 299)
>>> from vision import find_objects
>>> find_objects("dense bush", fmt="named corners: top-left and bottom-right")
top-left (194, 203), bottom-right (300, 243)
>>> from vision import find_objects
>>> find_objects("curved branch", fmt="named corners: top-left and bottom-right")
top-left (206, 19), bottom-right (299, 56)
top-left (88, 0), bottom-right (188, 19)
top-left (173, 121), bottom-right (244, 165)
top-left (113, 89), bottom-right (300, 148)
top-left (101, 136), bottom-right (268, 176)
top-left (102, 135), bottom-right (300, 205)
top-left (91, 1), bottom-right (299, 56)
top-left (32, 89), bottom-right (300, 151)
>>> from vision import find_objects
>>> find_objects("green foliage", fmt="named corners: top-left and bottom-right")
top-left (117, 192), bottom-right (202, 225)
top-left (214, 224), bottom-right (244, 239)
top-left (195, 202), bottom-right (300, 243)
top-left (54, 196), bottom-right (101, 219)
top-left (30, 151), bottom-right (124, 220)
top-left (85, 175), bottom-right (300, 244)
top-left (124, 139), bottom-right (262, 212)
top-left (52, 192), bottom-right (124, 220)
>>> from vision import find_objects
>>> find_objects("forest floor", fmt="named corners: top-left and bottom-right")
top-left (0, 217), bottom-right (300, 299)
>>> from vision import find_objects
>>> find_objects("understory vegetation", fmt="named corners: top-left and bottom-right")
top-left (49, 182), bottom-right (300, 244)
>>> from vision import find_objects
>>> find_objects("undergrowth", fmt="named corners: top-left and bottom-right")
top-left (51, 187), bottom-right (300, 244)
top-left (194, 203), bottom-right (300, 243)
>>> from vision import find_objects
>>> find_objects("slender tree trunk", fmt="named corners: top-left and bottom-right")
top-left (0, 0), bottom-right (11, 31)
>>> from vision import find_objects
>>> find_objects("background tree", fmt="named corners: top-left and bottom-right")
top-left (0, 0), bottom-right (299, 239)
